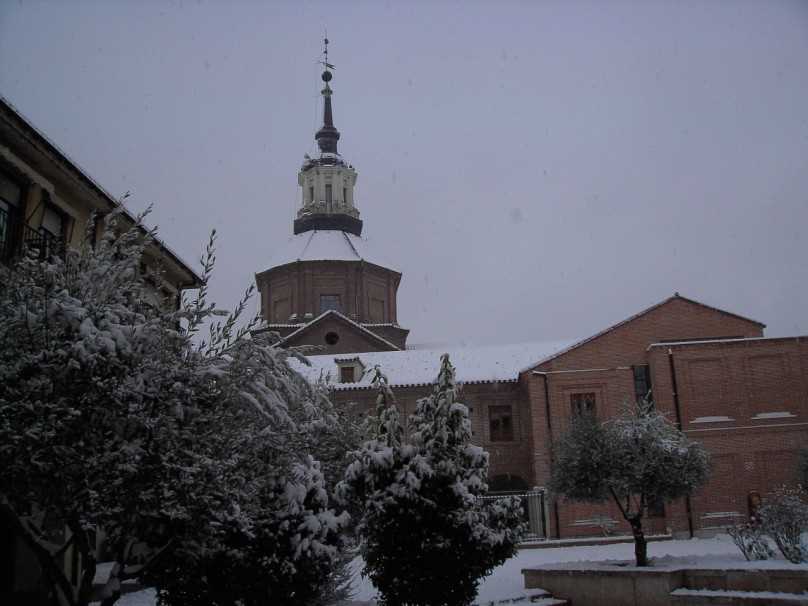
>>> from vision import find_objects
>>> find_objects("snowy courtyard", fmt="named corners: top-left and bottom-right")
top-left (111, 534), bottom-right (807, 606)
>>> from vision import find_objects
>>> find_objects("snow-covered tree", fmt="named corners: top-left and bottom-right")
top-left (0, 213), bottom-right (347, 606)
top-left (340, 357), bottom-right (525, 606)
top-left (549, 401), bottom-right (710, 566)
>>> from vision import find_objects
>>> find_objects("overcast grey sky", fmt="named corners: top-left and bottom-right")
top-left (2, 0), bottom-right (807, 346)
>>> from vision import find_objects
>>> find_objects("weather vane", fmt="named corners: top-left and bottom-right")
top-left (320, 33), bottom-right (335, 72)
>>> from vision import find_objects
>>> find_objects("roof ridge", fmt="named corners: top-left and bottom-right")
top-left (522, 293), bottom-right (765, 372)
top-left (341, 230), bottom-right (362, 260)
top-left (297, 231), bottom-right (317, 260)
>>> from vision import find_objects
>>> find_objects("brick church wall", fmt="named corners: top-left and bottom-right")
top-left (521, 298), bottom-right (797, 539)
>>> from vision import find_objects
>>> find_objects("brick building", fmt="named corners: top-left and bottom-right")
top-left (0, 96), bottom-right (201, 306)
top-left (0, 96), bottom-right (202, 601)
top-left (259, 59), bottom-right (808, 540)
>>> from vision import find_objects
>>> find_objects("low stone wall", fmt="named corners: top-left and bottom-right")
top-left (523, 566), bottom-right (682, 606)
top-left (522, 564), bottom-right (808, 606)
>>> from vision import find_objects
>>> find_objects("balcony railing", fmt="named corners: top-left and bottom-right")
top-left (0, 206), bottom-right (66, 263)
top-left (23, 224), bottom-right (65, 260)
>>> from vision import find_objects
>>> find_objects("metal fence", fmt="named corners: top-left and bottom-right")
top-left (480, 489), bottom-right (547, 539)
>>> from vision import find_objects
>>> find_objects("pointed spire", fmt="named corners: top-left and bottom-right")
top-left (315, 37), bottom-right (340, 154)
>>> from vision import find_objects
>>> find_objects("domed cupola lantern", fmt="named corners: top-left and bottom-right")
top-left (294, 38), bottom-right (363, 236)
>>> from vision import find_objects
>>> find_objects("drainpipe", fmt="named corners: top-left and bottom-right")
top-left (536, 372), bottom-right (561, 539)
top-left (667, 348), bottom-right (694, 538)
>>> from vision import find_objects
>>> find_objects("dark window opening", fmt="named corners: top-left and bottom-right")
top-left (325, 331), bottom-right (339, 346)
top-left (489, 405), bottom-right (514, 441)
top-left (325, 183), bottom-right (332, 206)
top-left (309, 186), bottom-right (314, 203)
top-left (633, 365), bottom-right (653, 403)
top-left (0, 170), bottom-right (23, 260)
top-left (647, 496), bottom-right (666, 518)
top-left (342, 186), bottom-right (347, 204)
top-left (570, 392), bottom-right (597, 417)
top-left (340, 366), bottom-right (355, 383)
top-left (488, 474), bottom-right (529, 493)
top-left (41, 204), bottom-right (65, 239)
top-left (320, 294), bottom-right (341, 313)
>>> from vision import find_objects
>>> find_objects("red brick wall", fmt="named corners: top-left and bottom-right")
top-left (650, 336), bottom-right (808, 535)
top-left (256, 260), bottom-right (402, 328)
top-left (522, 298), bottom-right (790, 539)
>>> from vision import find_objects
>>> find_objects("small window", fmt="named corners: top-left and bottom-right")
top-left (41, 205), bottom-right (65, 239)
top-left (325, 183), bottom-right (332, 206)
top-left (570, 392), bottom-right (596, 417)
top-left (647, 496), bottom-right (665, 518)
top-left (342, 187), bottom-right (347, 204)
top-left (309, 186), bottom-right (314, 203)
top-left (0, 171), bottom-right (22, 208)
top-left (0, 171), bottom-right (22, 259)
top-left (340, 366), bottom-right (355, 383)
top-left (325, 332), bottom-right (339, 346)
top-left (633, 365), bottom-right (652, 403)
top-left (489, 405), bottom-right (514, 442)
top-left (320, 294), bottom-right (341, 313)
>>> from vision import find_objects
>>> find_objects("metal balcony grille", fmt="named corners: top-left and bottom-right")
top-left (22, 224), bottom-right (65, 260)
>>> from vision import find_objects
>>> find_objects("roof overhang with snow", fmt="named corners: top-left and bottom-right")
top-left (289, 339), bottom-right (577, 391)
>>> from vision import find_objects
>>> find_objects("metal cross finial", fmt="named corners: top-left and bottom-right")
top-left (320, 33), bottom-right (335, 71)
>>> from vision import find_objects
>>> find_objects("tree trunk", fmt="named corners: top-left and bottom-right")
top-left (0, 501), bottom-right (77, 606)
top-left (629, 515), bottom-right (648, 567)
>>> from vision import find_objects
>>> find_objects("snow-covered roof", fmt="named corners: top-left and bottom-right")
top-left (289, 339), bottom-right (577, 390)
top-left (263, 230), bottom-right (399, 272)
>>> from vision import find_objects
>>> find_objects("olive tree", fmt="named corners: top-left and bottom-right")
top-left (550, 401), bottom-right (710, 566)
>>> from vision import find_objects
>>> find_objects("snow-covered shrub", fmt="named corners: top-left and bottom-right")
top-left (0, 214), bottom-right (348, 606)
top-left (549, 401), bottom-right (710, 566)
top-left (147, 454), bottom-right (349, 606)
top-left (339, 359), bottom-right (525, 606)
top-left (727, 522), bottom-right (775, 561)
top-left (759, 486), bottom-right (808, 564)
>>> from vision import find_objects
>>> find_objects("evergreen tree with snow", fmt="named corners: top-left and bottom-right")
top-left (0, 213), bottom-right (348, 606)
top-left (340, 357), bottom-right (524, 606)
top-left (550, 401), bottom-right (710, 566)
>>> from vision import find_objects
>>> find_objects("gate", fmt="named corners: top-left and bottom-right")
top-left (480, 489), bottom-right (547, 540)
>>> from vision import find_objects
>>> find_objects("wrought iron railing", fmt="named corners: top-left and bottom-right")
top-left (0, 206), bottom-right (66, 263)
top-left (480, 489), bottom-right (548, 539)
top-left (22, 224), bottom-right (66, 261)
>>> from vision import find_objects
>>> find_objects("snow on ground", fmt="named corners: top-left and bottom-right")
top-left (350, 535), bottom-right (749, 604)
top-left (105, 535), bottom-right (805, 606)
top-left (112, 588), bottom-right (157, 606)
